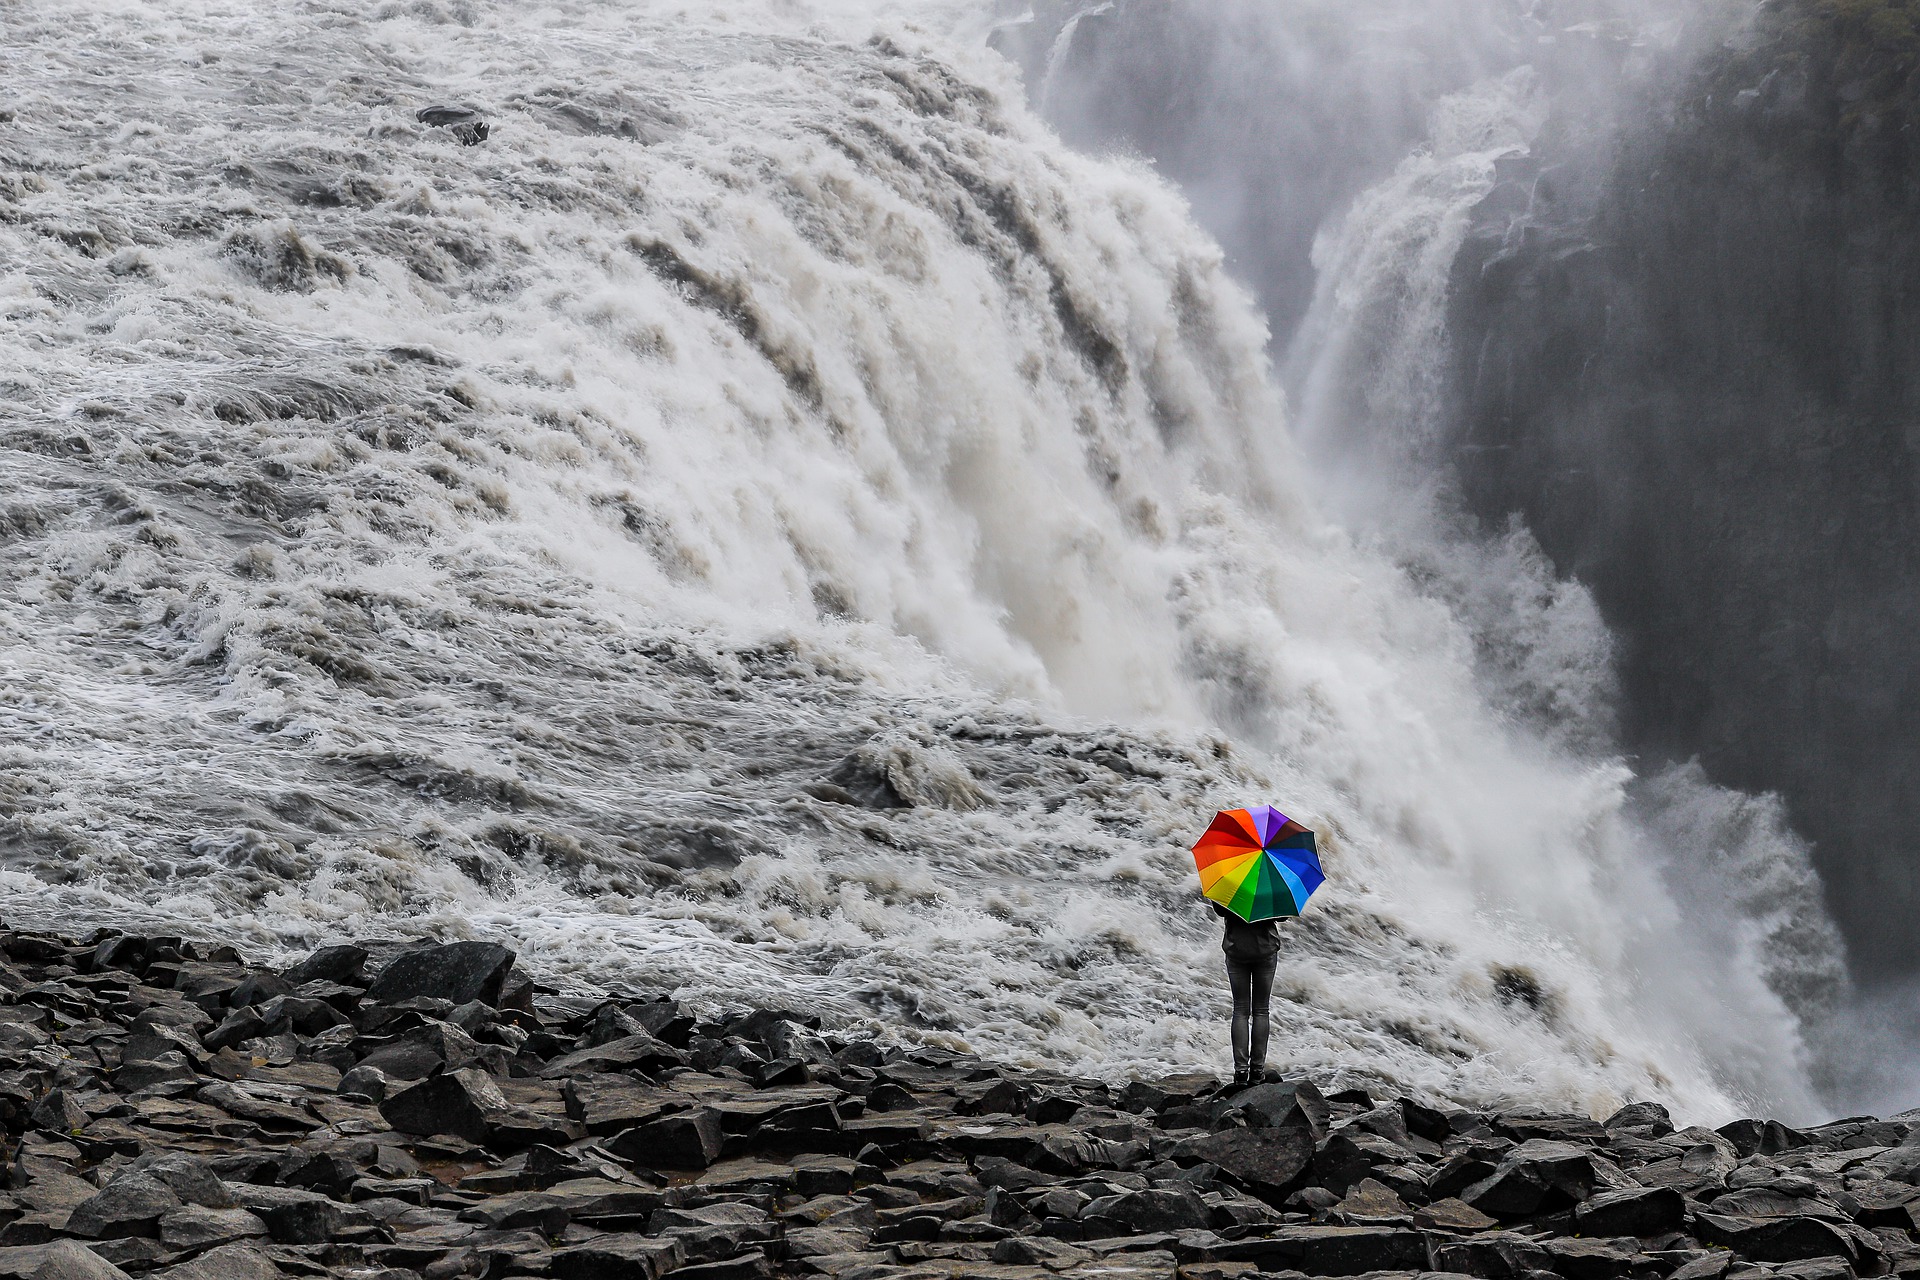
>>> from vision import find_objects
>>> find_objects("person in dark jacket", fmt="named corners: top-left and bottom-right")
top-left (1213, 901), bottom-right (1283, 1086)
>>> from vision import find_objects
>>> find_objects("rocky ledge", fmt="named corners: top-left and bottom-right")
top-left (0, 928), bottom-right (1910, 1280)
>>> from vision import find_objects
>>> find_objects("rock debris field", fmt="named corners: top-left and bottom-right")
top-left (0, 930), bottom-right (1912, 1280)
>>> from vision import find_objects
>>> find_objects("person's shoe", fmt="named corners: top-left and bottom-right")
top-left (1249, 1063), bottom-right (1276, 1084)
top-left (1231, 1068), bottom-right (1250, 1088)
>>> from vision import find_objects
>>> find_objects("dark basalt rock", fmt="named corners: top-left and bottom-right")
top-left (1, 923), bottom-right (1918, 1280)
top-left (608, 1110), bottom-right (725, 1169)
top-left (379, 1067), bottom-right (511, 1143)
top-left (1693, 1212), bottom-right (1870, 1264)
top-left (1460, 1138), bottom-right (1628, 1218)
top-left (281, 943), bottom-right (369, 987)
top-left (551, 1235), bottom-right (685, 1280)
top-left (1217, 1079), bottom-right (1330, 1138)
top-left (1572, 1184), bottom-right (1686, 1235)
top-left (417, 105), bottom-right (491, 146)
top-left (1186, 1125), bottom-right (1316, 1201)
top-left (64, 1175), bottom-right (181, 1239)
top-left (366, 940), bottom-right (515, 1007)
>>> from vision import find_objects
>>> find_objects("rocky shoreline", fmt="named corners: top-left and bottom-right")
top-left (0, 927), bottom-right (1911, 1280)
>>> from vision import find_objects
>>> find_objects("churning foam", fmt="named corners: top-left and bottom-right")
top-left (0, 0), bottom-right (1841, 1120)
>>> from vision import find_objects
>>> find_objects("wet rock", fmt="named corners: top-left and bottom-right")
top-left (1573, 1184), bottom-right (1686, 1236)
top-left (1082, 1187), bottom-right (1212, 1234)
top-left (563, 1075), bottom-right (675, 1135)
top-left (155, 1205), bottom-right (266, 1250)
top-left (64, 1175), bottom-right (181, 1239)
top-left (417, 105), bottom-right (491, 146)
top-left (150, 1242), bottom-right (280, 1280)
top-left (6, 1241), bottom-right (130, 1280)
top-left (366, 942), bottom-right (515, 1008)
top-left (1185, 1127), bottom-right (1316, 1202)
top-left (1216, 1080), bottom-right (1329, 1138)
top-left (379, 1068), bottom-right (510, 1144)
top-left (550, 1234), bottom-right (685, 1280)
top-left (280, 943), bottom-right (369, 987)
top-left (607, 1110), bottom-right (724, 1170)
top-left (1461, 1139), bottom-right (1629, 1218)
top-left (337, 1063), bottom-right (388, 1102)
top-left (1412, 1197), bottom-right (1499, 1232)
top-left (1430, 1228), bottom-right (1555, 1277)
top-left (28, 1093), bottom-right (85, 1135)
top-left (224, 1183), bottom-right (352, 1245)
top-left (539, 1032), bottom-right (686, 1078)
top-left (1693, 1213), bottom-right (1865, 1264)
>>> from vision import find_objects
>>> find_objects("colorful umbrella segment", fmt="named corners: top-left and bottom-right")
top-left (1192, 805), bottom-right (1325, 923)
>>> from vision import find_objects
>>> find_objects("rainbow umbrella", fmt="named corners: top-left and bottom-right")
top-left (1192, 806), bottom-right (1324, 922)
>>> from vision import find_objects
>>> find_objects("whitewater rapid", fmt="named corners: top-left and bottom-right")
top-left (0, 0), bottom-right (1843, 1121)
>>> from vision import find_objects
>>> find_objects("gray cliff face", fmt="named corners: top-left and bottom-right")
top-left (1445, 17), bottom-right (1920, 976)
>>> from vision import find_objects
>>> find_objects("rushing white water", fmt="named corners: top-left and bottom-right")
top-left (0, 0), bottom-right (1841, 1120)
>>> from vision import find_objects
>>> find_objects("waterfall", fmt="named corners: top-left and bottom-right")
top-left (0, 0), bottom-right (1840, 1119)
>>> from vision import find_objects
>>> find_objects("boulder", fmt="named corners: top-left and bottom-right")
top-left (1693, 1213), bottom-right (1862, 1263)
top-left (1541, 1236), bottom-right (1642, 1280)
top-left (222, 1184), bottom-right (347, 1245)
top-left (155, 1206), bottom-right (267, 1250)
top-left (1287, 1225), bottom-right (1431, 1275)
top-left (1215, 1080), bottom-right (1329, 1138)
top-left (336, 1064), bottom-right (388, 1102)
top-left (1330, 1177), bottom-right (1410, 1224)
top-left (538, 1032), bottom-right (686, 1079)
top-left (1430, 1229), bottom-right (1555, 1278)
top-left (606, 1109), bottom-right (724, 1170)
top-left (1572, 1185), bottom-right (1685, 1236)
top-left (366, 941), bottom-right (515, 1007)
top-left (15, 1242), bottom-right (130, 1280)
top-left (28, 1091), bottom-right (86, 1135)
top-left (1603, 1101), bottom-right (1674, 1136)
top-left (1186, 1126), bottom-right (1315, 1201)
top-left (148, 1243), bottom-right (280, 1280)
top-left (379, 1068), bottom-right (510, 1143)
top-left (127, 1154), bottom-right (232, 1209)
top-left (1081, 1188), bottom-right (1212, 1234)
top-left (1412, 1197), bottom-right (1499, 1233)
top-left (551, 1235), bottom-right (686, 1280)
top-left (200, 1008), bottom-right (273, 1053)
top-left (65, 1176), bottom-right (181, 1239)
top-left (112, 1054), bottom-right (197, 1093)
top-left (671, 1253), bottom-right (771, 1280)
top-left (226, 973), bottom-right (292, 1008)
top-left (1461, 1139), bottom-right (1628, 1218)
top-left (1310, 1131), bottom-right (1409, 1196)
top-left (460, 1190), bottom-right (575, 1235)
top-left (1667, 1253), bottom-right (1735, 1280)
top-left (1177, 1226), bottom-right (1427, 1275)
top-left (1716, 1117), bottom-right (1806, 1156)
top-left (281, 944), bottom-right (369, 986)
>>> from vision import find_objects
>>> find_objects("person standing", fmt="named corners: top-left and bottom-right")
top-left (1214, 900), bottom-right (1283, 1086)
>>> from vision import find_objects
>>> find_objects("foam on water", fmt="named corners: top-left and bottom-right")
top-left (0, 0), bottom-right (1841, 1120)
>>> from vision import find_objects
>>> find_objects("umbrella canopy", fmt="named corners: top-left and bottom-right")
top-left (1192, 805), bottom-right (1324, 923)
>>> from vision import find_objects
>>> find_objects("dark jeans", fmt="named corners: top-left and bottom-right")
top-left (1226, 952), bottom-right (1278, 1076)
